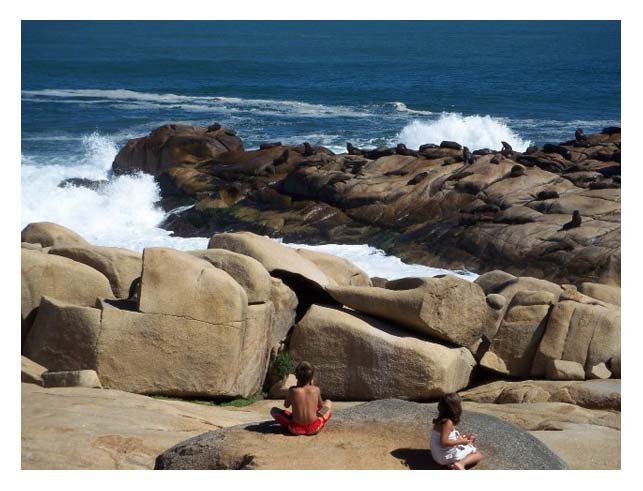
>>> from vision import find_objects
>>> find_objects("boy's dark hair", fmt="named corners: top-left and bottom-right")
top-left (295, 361), bottom-right (315, 386)
top-left (433, 392), bottom-right (462, 425)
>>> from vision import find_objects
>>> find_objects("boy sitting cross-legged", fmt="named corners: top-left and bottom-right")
top-left (270, 361), bottom-right (332, 436)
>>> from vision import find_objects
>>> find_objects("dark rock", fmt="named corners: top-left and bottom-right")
top-left (154, 399), bottom-right (568, 470)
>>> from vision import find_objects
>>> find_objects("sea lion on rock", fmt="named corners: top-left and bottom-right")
top-left (490, 154), bottom-right (502, 164)
top-left (501, 141), bottom-right (513, 156)
top-left (509, 165), bottom-right (525, 177)
top-left (273, 149), bottom-right (289, 166)
top-left (525, 145), bottom-right (539, 155)
top-left (418, 143), bottom-right (439, 152)
top-left (535, 190), bottom-right (559, 201)
top-left (463, 146), bottom-right (474, 164)
top-left (407, 172), bottom-right (429, 185)
top-left (602, 126), bottom-right (621, 135)
top-left (575, 128), bottom-right (587, 143)
top-left (303, 142), bottom-right (315, 157)
top-left (128, 277), bottom-right (142, 302)
top-left (347, 143), bottom-right (364, 155)
top-left (260, 142), bottom-right (282, 149)
top-left (561, 210), bottom-right (582, 231)
top-left (440, 140), bottom-right (462, 151)
top-left (207, 123), bottom-right (222, 132)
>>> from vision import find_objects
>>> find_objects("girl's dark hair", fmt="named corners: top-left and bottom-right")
top-left (295, 361), bottom-right (315, 386)
top-left (432, 393), bottom-right (462, 425)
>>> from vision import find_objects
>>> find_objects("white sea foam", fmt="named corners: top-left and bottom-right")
top-left (22, 88), bottom-right (373, 119)
top-left (282, 242), bottom-right (478, 282)
top-left (397, 113), bottom-right (532, 152)
top-left (390, 101), bottom-right (434, 116)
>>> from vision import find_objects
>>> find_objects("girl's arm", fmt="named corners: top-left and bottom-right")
top-left (439, 420), bottom-right (473, 447)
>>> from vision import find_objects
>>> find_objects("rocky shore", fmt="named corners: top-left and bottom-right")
top-left (21, 220), bottom-right (620, 469)
top-left (109, 123), bottom-right (621, 285)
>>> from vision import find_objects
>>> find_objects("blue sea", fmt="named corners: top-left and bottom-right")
top-left (21, 21), bottom-right (621, 279)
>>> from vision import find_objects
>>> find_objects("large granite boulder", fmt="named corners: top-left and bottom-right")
top-left (579, 282), bottom-right (620, 306)
top-left (21, 222), bottom-right (90, 248)
top-left (531, 297), bottom-right (620, 378)
top-left (21, 249), bottom-right (113, 340)
top-left (326, 275), bottom-right (487, 347)
top-left (139, 247), bottom-right (248, 325)
top-left (290, 305), bottom-right (476, 400)
top-left (460, 379), bottom-right (620, 411)
top-left (208, 232), bottom-right (331, 288)
top-left (187, 248), bottom-right (272, 304)
top-left (268, 277), bottom-right (298, 353)
top-left (155, 399), bottom-right (567, 470)
top-left (296, 248), bottom-right (372, 287)
top-left (112, 123), bottom-right (243, 176)
top-left (24, 297), bottom-right (102, 371)
top-left (479, 290), bottom-right (556, 377)
top-left (49, 245), bottom-right (142, 298)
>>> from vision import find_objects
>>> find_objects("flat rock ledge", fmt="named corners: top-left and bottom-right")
top-left (154, 399), bottom-right (567, 470)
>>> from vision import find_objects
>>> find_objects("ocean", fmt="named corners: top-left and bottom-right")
top-left (21, 21), bottom-right (621, 279)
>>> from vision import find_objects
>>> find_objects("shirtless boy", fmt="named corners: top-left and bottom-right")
top-left (270, 361), bottom-right (332, 436)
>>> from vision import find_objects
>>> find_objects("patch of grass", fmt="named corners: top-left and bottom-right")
top-left (219, 393), bottom-right (263, 408)
top-left (273, 350), bottom-right (293, 380)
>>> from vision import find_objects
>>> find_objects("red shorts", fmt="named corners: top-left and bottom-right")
top-left (271, 407), bottom-right (331, 436)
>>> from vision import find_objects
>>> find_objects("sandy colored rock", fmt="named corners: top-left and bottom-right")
top-left (530, 424), bottom-right (620, 469)
top-left (460, 379), bottom-right (620, 410)
top-left (21, 383), bottom-right (266, 470)
top-left (474, 270), bottom-right (517, 294)
top-left (21, 248), bottom-right (113, 339)
top-left (480, 290), bottom-right (555, 377)
top-left (43, 370), bottom-right (102, 389)
top-left (268, 374), bottom-right (297, 399)
top-left (49, 245), bottom-right (142, 298)
top-left (296, 248), bottom-right (372, 287)
top-left (155, 399), bottom-right (567, 470)
top-left (96, 306), bottom-right (247, 397)
top-left (463, 401), bottom-right (620, 431)
top-left (21, 242), bottom-right (43, 251)
top-left (24, 297), bottom-right (102, 371)
top-left (21, 356), bottom-right (47, 386)
top-left (21, 221), bottom-right (90, 248)
top-left (290, 305), bottom-right (476, 400)
top-left (268, 278), bottom-right (298, 352)
top-left (327, 275), bottom-right (487, 347)
top-left (208, 232), bottom-right (330, 287)
top-left (588, 362), bottom-right (612, 380)
top-left (139, 247), bottom-right (248, 325)
top-left (545, 359), bottom-right (586, 381)
top-left (188, 248), bottom-right (272, 303)
top-left (579, 282), bottom-right (620, 306)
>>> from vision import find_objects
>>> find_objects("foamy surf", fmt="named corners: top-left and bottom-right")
top-left (397, 113), bottom-right (532, 152)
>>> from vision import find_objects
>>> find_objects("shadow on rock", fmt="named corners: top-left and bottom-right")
top-left (390, 448), bottom-right (446, 470)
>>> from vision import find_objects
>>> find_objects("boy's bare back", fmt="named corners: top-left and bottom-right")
top-left (286, 384), bottom-right (322, 425)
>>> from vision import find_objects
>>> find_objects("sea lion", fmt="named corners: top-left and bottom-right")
top-left (490, 154), bottom-right (502, 164)
top-left (575, 128), bottom-right (587, 142)
top-left (407, 172), bottom-right (429, 185)
top-left (501, 141), bottom-right (513, 156)
top-left (440, 140), bottom-right (462, 151)
top-left (128, 277), bottom-right (142, 302)
top-left (273, 149), bottom-right (289, 166)
top-left (207, 123), bottom-right (222, 132)
top-left (509, 165), bottom-right (525, 177)
top-left (347, 142), bottom-right (364, 155)
top-left (303, 142), bottom-right (315, 157)
top-left (535, 190), bottom-right (559, 201)
top-left (462, 146), bottom-right (474, 164)
top-left (561, 210), bottom-right (582, 231)
top-left (260, 142), bottom-right (282, 149)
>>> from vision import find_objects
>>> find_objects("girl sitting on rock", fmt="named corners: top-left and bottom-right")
top-left (430, 393), bottom-right (483, 470)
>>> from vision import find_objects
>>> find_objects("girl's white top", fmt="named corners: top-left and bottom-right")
top-left (430, 427), bottom-right (477, 466)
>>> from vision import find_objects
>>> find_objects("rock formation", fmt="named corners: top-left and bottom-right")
top-left (109, 125), bottom-right (622, 286)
